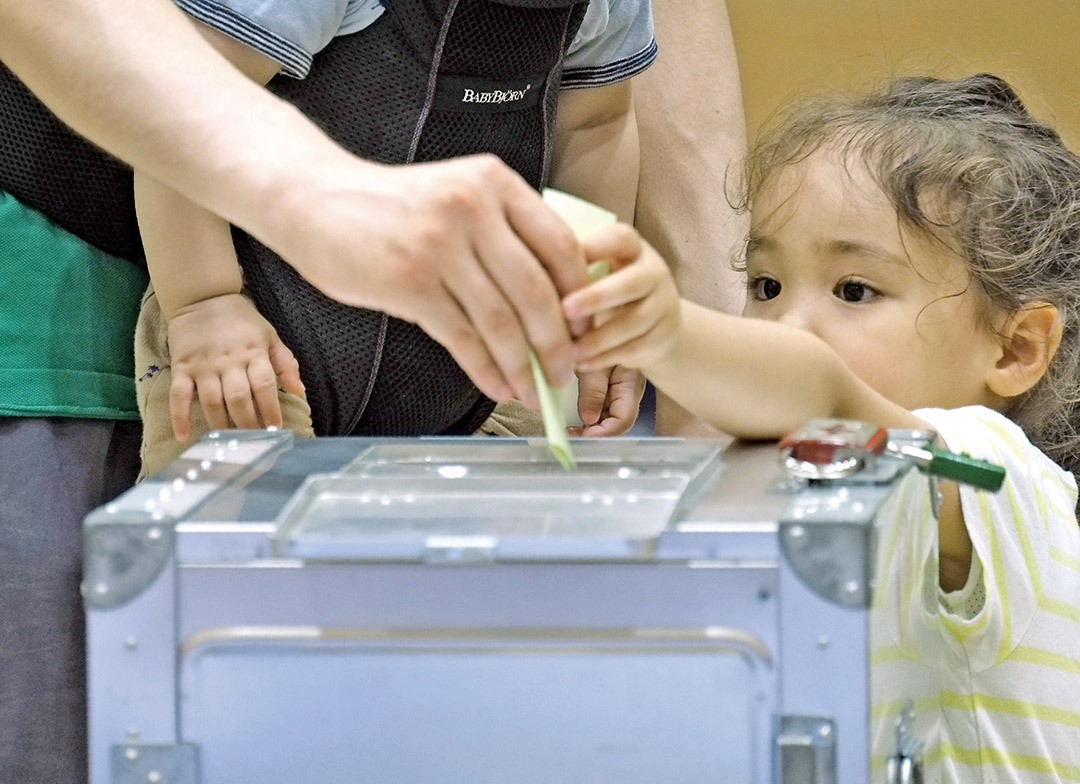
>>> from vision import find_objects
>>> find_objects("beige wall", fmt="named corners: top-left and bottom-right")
top-left (725, 0), bottom-right (1080, 149)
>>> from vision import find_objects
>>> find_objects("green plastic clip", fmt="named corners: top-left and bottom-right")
top-left (924, 447), bottom-right (1006, 491)
top-left (892, 444), bottom-right (1006, 492)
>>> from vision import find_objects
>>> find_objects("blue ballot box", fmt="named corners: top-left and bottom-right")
top-left (84, 430), bottom-right (920, 784)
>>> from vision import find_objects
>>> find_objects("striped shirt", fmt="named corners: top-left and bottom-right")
top-left (871, 406), bottom-right (1080, 782)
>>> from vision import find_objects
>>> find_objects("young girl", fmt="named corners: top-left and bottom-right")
top-left (566, 73), bottom-right (1080, 781)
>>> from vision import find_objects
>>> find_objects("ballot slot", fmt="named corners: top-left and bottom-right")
top-left (273, 439), bottom-right (724, 561)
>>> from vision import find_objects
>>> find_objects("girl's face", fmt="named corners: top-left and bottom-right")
top-left (742, 150), bottom-right (1004, 412)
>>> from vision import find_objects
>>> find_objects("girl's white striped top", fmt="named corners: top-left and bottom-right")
top-left (871, 405), bottom-right (1080, 783)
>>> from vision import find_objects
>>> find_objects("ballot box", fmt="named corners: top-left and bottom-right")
top-left (84, 429), bottom-right (917, 784)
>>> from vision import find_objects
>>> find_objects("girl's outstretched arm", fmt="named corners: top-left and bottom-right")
top-left (577, 296), bottom-right (925, 440)
top-left (666, 302), bottom-right (920, 437)
top-left (567, 262), bottom-right (972, 589)
top-left (565, 230), bottom-right (923, 438)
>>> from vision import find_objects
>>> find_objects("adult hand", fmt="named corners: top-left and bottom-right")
top-left (273, 154), bottom-right (592, 409)
top-left (1, 4), bottom-right (591, 410)
top-left (166, 293), bottom-right (304, 441)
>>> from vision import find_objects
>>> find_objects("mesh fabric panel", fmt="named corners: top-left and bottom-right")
top-left (238, 0), bottom-right (586, 436)
top-left (0, 64), bottom-right (143, 263)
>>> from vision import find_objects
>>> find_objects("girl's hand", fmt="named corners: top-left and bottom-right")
top-left (562, 224), bottom-right (682, 373)
top-left (165, 293), bottom-right (304, 441)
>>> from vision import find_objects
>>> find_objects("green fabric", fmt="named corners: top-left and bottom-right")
top-left (0, 191), bottom-right (147, 419)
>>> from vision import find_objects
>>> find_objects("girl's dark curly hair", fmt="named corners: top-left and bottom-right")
top-left (731, 73), bottom-right (1080, 484)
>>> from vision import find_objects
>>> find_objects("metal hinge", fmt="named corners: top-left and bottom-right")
top-left (776, 715), bottom-right (836, 784)
top-left (111, 743), bottom-right (199, 784)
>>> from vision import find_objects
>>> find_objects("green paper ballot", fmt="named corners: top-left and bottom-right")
top-left (532, 189), bottom-right (617, 468)
top-left (542, 189), bottom-right (619, 243)
top-left (529, 350), bottom-right (575, 469)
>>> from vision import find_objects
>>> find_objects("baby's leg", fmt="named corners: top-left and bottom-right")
top-left (475, 399), bottom-right (544, 437)
top-left (134, 285), bottom-right (314, 481)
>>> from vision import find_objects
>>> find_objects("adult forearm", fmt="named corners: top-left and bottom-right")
top-left (0, 0), bottom-right (362, 262)
top-left (550, 82), bottom-right (640, 223)
top-left (634, 0), bottom-right (749, 436)
top-left (634, 0), bottom-right (748, 312)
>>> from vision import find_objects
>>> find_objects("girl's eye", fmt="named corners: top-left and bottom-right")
top-left (750, 276), bottom-right (782, 301)
top-left (836, 280), bottom-right (877, 303)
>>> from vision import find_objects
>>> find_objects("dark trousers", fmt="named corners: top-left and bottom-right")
top-left (0, 417), bottom-right (140, 784)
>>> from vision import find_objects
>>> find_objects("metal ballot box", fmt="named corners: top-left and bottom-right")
top-left (84, 430), bottom-right (912, 784)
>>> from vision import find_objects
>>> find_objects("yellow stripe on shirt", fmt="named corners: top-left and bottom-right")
top-left (941, 690), bottom-right (1080, 728)
top-left (1011, 645), bottom-right (1080, 677)
top-left (941, 742), bottom-right (1080, 781)
top-left (973, 484), bottom-right (1012, 661)
top-left (870, 645), bottom-right (908, 665)
top-left (1051, 546), bottom-right (1080, 574)
top-left (981, 416), bottom-right (1028, 463)
top-left (1042, 596), bottom-right (1080, 626)
top-left (1003, 469), bottom-right (1043, 597)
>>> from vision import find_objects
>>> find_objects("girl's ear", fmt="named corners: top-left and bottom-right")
top-left (986, 303), bottom-right (1062, 399)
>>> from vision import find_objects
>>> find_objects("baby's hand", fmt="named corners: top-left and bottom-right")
top-left (165, 293), bottom-right (304, 441)
top-left (569, 365), bottom-right (646, 437)
top-left (561, 224), bottom-right (681, 373)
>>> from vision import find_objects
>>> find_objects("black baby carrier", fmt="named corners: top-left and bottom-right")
top-left (0, 0), bottom-right (589, 436)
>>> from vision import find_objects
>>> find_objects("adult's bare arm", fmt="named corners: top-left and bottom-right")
top-left (549, 80), bottom-right (646, 434)
top-left (0, 0), bottom-right (305, 232)
top-left (0, 0), bottom-right (589, 405)
top-left (633, 0), bottom-right (749, 437)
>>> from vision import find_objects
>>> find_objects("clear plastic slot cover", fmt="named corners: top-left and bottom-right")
top-left (273, 439), bottom-right (723, 560)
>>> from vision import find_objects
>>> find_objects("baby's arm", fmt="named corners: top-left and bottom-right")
top-left (135, 172), bottom-right (304, 441)
top-left (134, 19), bottom-right (302, 441)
